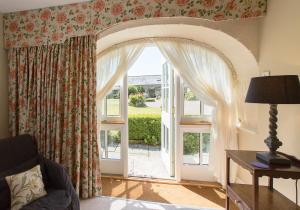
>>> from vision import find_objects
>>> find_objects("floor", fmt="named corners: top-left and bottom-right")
top-left (101, 177), bottom-right (227, 209)
top-left (81, 196), bottom-right (218, 210)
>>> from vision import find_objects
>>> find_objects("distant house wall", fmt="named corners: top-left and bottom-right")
top-left (128, 75), bottom-right (162, 98)
top-left (143, 85), bottom-right (161, 98)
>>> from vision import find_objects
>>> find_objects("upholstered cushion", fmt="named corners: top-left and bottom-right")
top-left (0, 156), bottom-right (39, 178)
top-left (0, 156), bottom-right (41, 210)
top-left (0, 135), bottom-right (37, 173)
top-left (5, 165), bottom-right (47, 210)
top-left (21, 189), bottom-right (71, 210)
top-left (0, 178), bottom-right (10, 210)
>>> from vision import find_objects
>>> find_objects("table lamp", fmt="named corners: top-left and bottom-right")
top-left (245, 75), bottom-right (300, 165)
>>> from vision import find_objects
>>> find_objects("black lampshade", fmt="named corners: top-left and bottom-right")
top-left (245, 75), bottom-right (300, 104)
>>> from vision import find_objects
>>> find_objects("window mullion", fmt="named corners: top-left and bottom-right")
top-left (200, 132), bottom-right (203, 165)
top-left (105, 130), bottom-right (108, 158)
top-left (104, 97), bottom-right (108, 119)
top-left (200, 101), bottom-right (203, 116)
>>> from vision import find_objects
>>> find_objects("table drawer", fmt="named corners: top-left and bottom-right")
top-left (227, 185), bottom-right (250, 210)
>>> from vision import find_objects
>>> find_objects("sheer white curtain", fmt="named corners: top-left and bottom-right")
top-left (96, 42), bottom-right (146, 101)
top-left (153, 38), bottom-right (238, 186)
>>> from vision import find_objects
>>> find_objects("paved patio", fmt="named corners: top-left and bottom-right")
top-left (107, 143), bottom-right (209, 179)
top-left (128, 144), bottom-right (171, 179)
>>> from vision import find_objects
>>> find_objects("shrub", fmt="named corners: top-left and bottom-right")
top-left (128, 114), bottom-right (161, 145)
top-left (128, 85), bottom-right (138, 96)
top-left (129, 94), bottom-right (146, 107)
top-left (202, 133), bottom-right (211, 153)
top-left (183, 133), bottom-right (200, 154)
top-left (108, 130), bottom-right (121, 144)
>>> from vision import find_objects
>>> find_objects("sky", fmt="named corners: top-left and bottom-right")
top-left (128, 46), bottom-right (166, 76)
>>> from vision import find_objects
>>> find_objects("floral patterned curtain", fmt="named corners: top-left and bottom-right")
top-left (3, 0), bottom-right (267, 49)
top-left (7, 35), bottom-right (101, 198)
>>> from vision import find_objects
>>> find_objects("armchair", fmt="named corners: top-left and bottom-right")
top-left (0, 135), bottom-right (80, 210)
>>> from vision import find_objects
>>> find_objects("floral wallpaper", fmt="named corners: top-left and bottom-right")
top-left (3, 0), bottom-right (267, 48)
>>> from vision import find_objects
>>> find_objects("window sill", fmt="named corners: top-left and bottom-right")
top-left (179, 121), bottom-right (211, 126)
top-left (100, 120), bottom-right (125, 125)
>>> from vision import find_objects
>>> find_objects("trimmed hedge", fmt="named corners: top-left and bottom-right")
top-left (128, 114), bottom-right (211, 151)
top-left (128, 114), bottom-right (161, 145)
top-left (145, 98), bottom-right (156, 102)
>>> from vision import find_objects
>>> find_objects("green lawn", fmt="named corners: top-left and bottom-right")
top-left (107, 99), bottom-right (161, 115)
top-left (129, 106), bottom-right (161, 115)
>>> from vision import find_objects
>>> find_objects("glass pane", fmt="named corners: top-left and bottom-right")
top-left (202, 133), bottom-right (211, 165)
top-left (100, 130), bottom-right (106, 159)
top-left (183, 86), bottom-right (201, 117)
top-left (165, 126), bottom-right (169, 153)
top-left (183, 132), bottom-right (200, 165)
top-left (106, 86), bottom-right (120, 117)
top-left (162, 125), bottom-right (165, 149)
top-left (107, 130), bottom-right (121, 159)
top-left (162, 66), bottom-right (169, 112)
top-left (203, 104), bottom-right (214, 116)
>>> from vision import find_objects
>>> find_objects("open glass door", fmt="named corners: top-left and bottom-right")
top-left (161, 62), bottom-right (175, 177)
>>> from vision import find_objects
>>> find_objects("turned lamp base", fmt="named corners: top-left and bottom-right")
top-left (256, 104), bottom-right (291, 166)
top-left (256, 151), bottom-right (291, 166)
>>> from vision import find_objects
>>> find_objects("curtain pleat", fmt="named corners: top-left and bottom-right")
top-left (7, 35), bottom-right (101, 198)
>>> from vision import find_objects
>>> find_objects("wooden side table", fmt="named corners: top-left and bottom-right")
top-left (226, 150), bottom-right (300, 210)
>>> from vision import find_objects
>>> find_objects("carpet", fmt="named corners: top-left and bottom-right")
top-left (80, 196), bottom-right (220, 210)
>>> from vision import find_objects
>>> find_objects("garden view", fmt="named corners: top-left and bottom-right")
top-left (101, 46), bottom-right (211, 178)
top-left (105, 82), bottom-right (211, 165)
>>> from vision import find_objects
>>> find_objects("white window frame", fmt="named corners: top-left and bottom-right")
top-left (99, 123), bottom-right (127, 175)
top-left (100, 76), bottom-right (127, 123)
top-left (181, 126), bottom-right (211, 166)
top-left (99, 74), bottom-right (128, 176)
top-left (100, 126), bottom-right (123, 160)
top-left (174, 74), bottom-right (215, 181)
top-left (179, 80), bottom-right (212, 123)
top-left (177, 124), bottom-right (215, 181)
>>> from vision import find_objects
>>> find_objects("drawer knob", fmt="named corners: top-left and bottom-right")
top-left (234, 200), bottom-right (243, 209)
top-left (234, 199), bottom-right (241, 204)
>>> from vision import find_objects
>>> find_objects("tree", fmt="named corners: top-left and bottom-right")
top-left (136, 85), bottom-right (145, 94)
top-left (128, 85), bottom-right (138, 96)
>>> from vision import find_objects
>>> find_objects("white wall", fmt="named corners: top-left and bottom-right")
top-left (0, 14), bottom-right (9, 138)
top-left (238, 0), bottom-right (300, 204)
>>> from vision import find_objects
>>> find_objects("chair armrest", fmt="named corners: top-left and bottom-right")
top-left (41, 157), bottom-right (80, 210)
